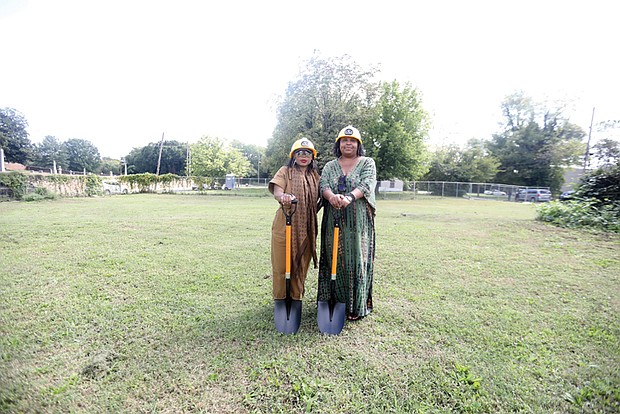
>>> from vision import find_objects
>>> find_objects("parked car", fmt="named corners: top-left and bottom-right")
top-left (484, 190), bottom-right (507, 196)
top-left (516, 188), bottom-right (552, 202)
top-left (103, 181), bottom-right (128, 195)
top-left (560, 190), bottom-right (575, 201)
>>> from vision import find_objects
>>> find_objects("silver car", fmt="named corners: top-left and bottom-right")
top-left (516, 188), bottom-right (552, 202)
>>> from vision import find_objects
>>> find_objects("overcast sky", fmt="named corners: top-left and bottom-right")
top-left (1, 0), bottom-right (618, 158)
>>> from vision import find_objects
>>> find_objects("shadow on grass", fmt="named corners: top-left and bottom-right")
top-left (192, 299), bottom-right (322, 343)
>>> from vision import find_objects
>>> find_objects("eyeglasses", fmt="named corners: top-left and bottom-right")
top-left (338, 174), bottom-right (347, 193)
top-left (294, 149), bottom-right (313, 157)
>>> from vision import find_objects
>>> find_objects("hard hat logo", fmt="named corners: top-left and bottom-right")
top-left (336, 125), bottom-right (362, 144)
top-left (289, 138), bottom-right (317, 158)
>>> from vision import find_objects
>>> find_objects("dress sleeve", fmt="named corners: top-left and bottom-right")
top-left (269, 167), bottom-right (288, 194)
top-left (357, 157), bottom-right (377, 199)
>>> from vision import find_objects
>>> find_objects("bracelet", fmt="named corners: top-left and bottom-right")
top-left (346, 192), bottom-right (355, 202)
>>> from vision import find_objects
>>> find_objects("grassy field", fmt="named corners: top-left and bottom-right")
top-left (1, 194), bottom-right (618, 413)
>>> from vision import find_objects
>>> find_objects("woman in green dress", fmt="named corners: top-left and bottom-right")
top-left (318, 125), bottom-right (377, 321)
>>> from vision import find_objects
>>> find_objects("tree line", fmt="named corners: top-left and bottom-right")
top-left (2, 53), bottom-right (618, 192)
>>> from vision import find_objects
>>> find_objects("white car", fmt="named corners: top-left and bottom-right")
top-left (484, 190), bottom-right (506, 196)
top-left (103, 181), bottom-right (128, 195)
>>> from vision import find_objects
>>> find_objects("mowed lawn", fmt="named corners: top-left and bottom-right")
top-left (0, 194), bottom-right (618, 413)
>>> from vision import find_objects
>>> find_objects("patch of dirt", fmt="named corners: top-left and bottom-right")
top-left (81, 350), bottom-right (120, 379)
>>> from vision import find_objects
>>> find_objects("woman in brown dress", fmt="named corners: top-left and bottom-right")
top-left (269, 138), bottom-right (321, 302)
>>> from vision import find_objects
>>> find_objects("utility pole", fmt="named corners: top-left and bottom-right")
top-left (186, 142), bottom-right (191, 176)
top-left (583, 107), bottom-right (595, 172)
top-left (156, 132), bottom-right (164, 175)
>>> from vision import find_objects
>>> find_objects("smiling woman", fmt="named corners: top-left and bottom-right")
top-left (318, 126), bottom-right (377, 322)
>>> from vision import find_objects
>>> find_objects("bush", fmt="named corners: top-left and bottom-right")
top-left (577, 163), bottom-right (620, 204)
top-left (536, 199), bottom-right (620, 233)
top-left (21, 187), bottom-right (58, 202)
top-left (0, 171), bottom-right (28, 199)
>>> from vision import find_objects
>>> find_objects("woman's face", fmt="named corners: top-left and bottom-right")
top-left (293, 149), bottom-right (313, 166)
top-left (339, 137), bottom-right (358, 157)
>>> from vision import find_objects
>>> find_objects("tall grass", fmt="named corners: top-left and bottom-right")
top-left (1, 194), bottom-right (618, 413)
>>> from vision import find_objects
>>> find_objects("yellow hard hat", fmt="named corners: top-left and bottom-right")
top-left (289, 138), bottom-right (317, 158)
top-left (336, 125), bottom-right (362, 144)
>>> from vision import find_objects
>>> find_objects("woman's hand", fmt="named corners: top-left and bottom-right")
top-left (280, 193), bottom-right (296, 206)
top-left (329, 194), bottom-right (344, 209)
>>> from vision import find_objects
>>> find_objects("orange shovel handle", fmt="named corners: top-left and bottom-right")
top-left (330, 227), bottom-right (339, 279)
top-left (285, 224), bottom-right (291, 278)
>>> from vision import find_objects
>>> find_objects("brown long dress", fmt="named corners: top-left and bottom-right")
top-left (269, 165), bottom-right (320, 300)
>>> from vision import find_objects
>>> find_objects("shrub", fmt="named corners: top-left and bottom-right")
top-left (536, 199), bottom-right (620, 233)
top-left (82, 174), bottom-right (103, 197)
top-left (577, 163), bottom-right (620, 204)
top-left (0, 171), bottom-right (29, 199)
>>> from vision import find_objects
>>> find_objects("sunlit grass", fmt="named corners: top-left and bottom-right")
top-left (1, 194), bottom-right (618, 413)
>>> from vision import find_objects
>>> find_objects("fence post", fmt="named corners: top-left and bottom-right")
top-left (0, 148), bottom-right (4, 172)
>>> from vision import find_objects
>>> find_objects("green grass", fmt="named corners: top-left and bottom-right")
top-left (1, 194), bottom-right (618, 413)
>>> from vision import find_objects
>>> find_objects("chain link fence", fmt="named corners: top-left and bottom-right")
top-left (378, 180), bottom-right (551, 202)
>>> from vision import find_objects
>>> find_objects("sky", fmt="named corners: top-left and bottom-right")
top-left (1, 0), bottom-right (618, 159)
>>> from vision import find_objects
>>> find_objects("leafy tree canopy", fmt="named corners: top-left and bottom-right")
top-left (190, 136), bottom-right (250, 180)
top-left (99, 157), bottom-right (122, 175)
top-left (265, 53), bottom-right (380, 174)
top-left (0, 107), bottom-right (32, 164)
top-left (31, 136), bottom-right (68, 170)
top-left (64, 138), bottom-right (102, 173)
top-left (424, 139), bottom-right (500, 183)
top-left (365, 80), bottom-right (430, 180)
top-left (230, 140), bottom-right (266, 178)
top-left (488, 92), bottom-right (585, 193)
top-left (124, 140), bottom-right (187, 175)
top-left (592, 138), bottom-right (620, 167)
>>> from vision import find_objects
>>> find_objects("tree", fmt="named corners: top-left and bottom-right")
top-left (266, 53), bottom-right (380, 175)
top-left (190, 136), bottom-right (250, 181)
top-left (489, 93), bottom-right (585, 193)
top-left (424, 139), bottom-right (500, 183)
top-left (63, 138), bottom-right (102, 173)
top-left (590, 120), bottom-right (620, 167)
top-left (99, 157), bottom-right (122, 175)
top-left (592, 138), bottom-right (620, 167)
top-left (230, 140), bottom-right (266, 178)
top-left (576, 161), bottom-right (620, 204)
top-left (224, 147), bottom-right (251, 178)
top-left (365, 80), bottom-right (430, 180)
top-left (31, 136), bottom-right (68, 170)
top-left (0, 107), bottom-right (32, 164)
top-left (124, 140), bottom-right (187, 175)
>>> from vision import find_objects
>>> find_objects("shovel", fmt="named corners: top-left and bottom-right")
top-left (317, 209), bottom-right (346, 335)
top-left (274, 199), bottom-right (301, 334)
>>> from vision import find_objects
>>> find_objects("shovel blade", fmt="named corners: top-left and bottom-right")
top-left (274, 299), bottom-right (302, 334)
top-left (317, 300), bottom-right (346, 335)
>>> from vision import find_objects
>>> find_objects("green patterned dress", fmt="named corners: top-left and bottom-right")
top-left (318, 157), bottom-right (377, 319)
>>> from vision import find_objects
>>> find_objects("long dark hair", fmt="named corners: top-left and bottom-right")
top-left (333, 139), bottom-right (365, 157)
